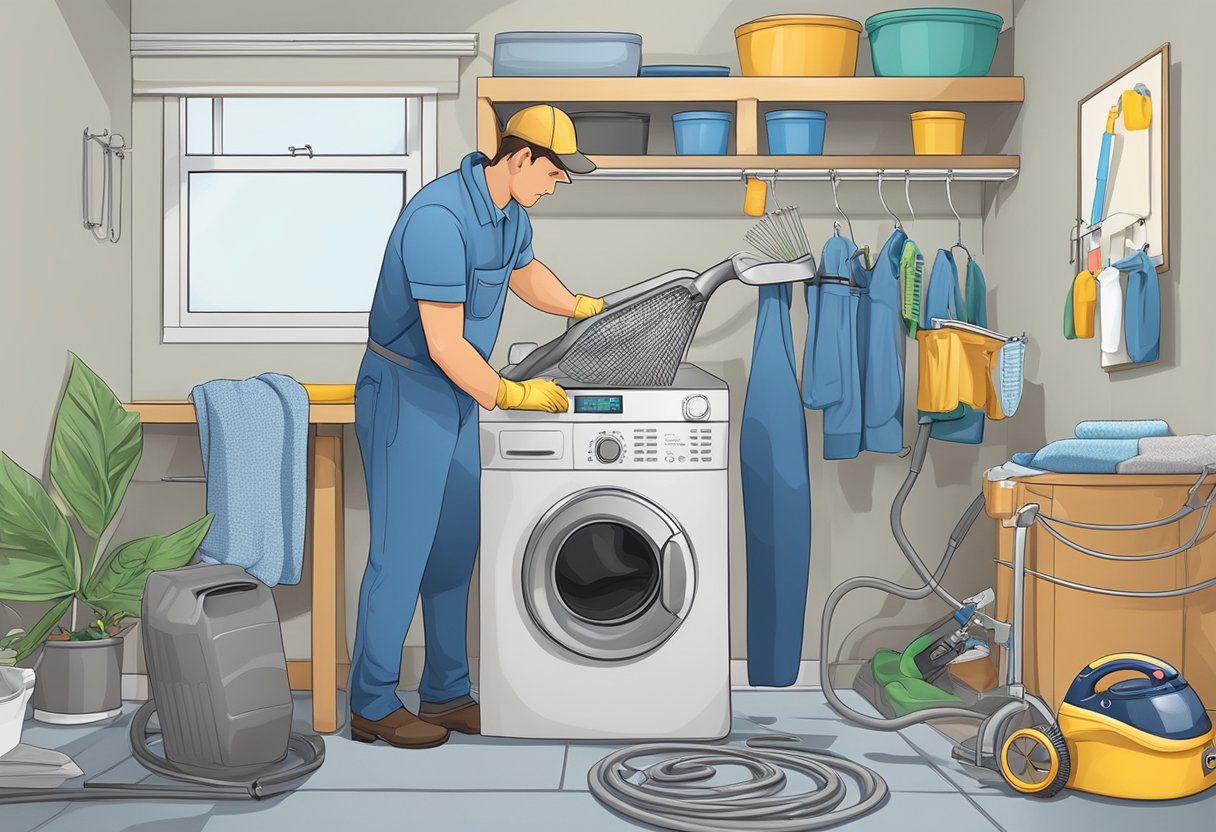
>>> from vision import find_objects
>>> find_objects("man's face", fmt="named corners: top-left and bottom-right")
top-left (507, 148), bottom-right (570, 207)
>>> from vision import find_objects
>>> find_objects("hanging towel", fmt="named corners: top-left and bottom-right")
top-left (1075, 419), bottom-right (1170, 440)
top-left (804, 234), bottom-right (864, 460)
top-left (192, 373), bottom-right (309, 586)
top-left (964, 258), bottom-right (988, 328)
top-left (1095, 266), bottom-right (1124, 355)
top-left (861, 229), bottom-right (907, 454)
top-left (919, 250), bottom-right (985, 444)
top-left (742, 282), bottom-right (812, 687)
top-left (1114, 248), bottom-right (1160, 363)
top-left (899, 239), bottom-right (923, 338)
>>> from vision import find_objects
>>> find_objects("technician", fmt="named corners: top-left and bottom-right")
top-left (350, 105), bottom-right (604, 749)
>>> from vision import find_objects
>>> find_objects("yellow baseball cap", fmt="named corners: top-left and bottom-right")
top-left (502, 104), bottom-right (596, 174)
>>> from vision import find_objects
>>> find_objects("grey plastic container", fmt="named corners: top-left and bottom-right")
top-left (142, 564), bottom-right (293, 778)
top-left (493, 32), bottom-right (643, 76)
top-left (569, 112), bottom-right (650, 155)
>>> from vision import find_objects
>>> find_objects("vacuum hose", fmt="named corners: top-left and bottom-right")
top-left (588, 735), bottom-right (888, 831)
top-left (819, 424), bottom-right (992, 730)
top-left (0, 700), bottom-right (324, 805)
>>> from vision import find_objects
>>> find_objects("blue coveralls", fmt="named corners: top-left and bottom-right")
top-left (351, 152), bottom-right (534, 721)
top-left (859, 229), bottom-right (907, 454)
top-left (804, 234), bottom-right (864, 459)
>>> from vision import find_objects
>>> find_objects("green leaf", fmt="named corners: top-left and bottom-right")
top-left (9, 595), bottom-right (73, 662)
top-left (0, 453), bottom-right (78, 601)
top-left (50, 353), bottom-right (142, 539)
top-left (84, 514), bottom-right (213, 619)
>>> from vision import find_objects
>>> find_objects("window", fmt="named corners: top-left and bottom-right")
top-left (163, 95), bottom-right (435, 342)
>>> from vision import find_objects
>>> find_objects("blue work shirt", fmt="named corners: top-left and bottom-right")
top-left (368, 152), bottom-right (534, 369)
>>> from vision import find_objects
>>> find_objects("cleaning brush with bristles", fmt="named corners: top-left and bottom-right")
top-left (745, 206), bottom-right (813, 263)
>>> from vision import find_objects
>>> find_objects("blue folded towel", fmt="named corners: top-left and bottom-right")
top-left (192, 373), bottom-right (309, 587)
top-left (1074, 420), bottom-right (1170, 440)
top-left (1012, 438), bottom-right (1141, 474)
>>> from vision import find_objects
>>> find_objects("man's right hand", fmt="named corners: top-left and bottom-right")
top-left (496, 377), bottom-right (568, 413)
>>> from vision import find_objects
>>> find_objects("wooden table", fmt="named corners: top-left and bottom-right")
top-left (123, 401), bottom-right (353, 733)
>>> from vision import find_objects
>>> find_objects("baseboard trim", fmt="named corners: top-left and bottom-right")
top-left (730, 660), bottom-right (822, 690)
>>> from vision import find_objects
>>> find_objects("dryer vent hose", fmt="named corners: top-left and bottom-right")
top-left (587, 735), bottom-right (888, 831)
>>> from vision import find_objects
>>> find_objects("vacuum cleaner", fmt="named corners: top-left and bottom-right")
top-left (819, 423), bottom-right (1216, 799)
top-left (0, 564), bottom-right (325, 805)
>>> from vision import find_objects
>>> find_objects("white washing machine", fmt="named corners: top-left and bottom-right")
top-left (479, 363), bottom-right (730, 740)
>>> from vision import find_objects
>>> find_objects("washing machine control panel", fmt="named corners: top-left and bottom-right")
top-left (577, 424), bottom-right (727, 470)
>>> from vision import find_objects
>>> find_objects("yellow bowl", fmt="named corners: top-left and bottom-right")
top-left (735, 14), bottom-right (863, 77)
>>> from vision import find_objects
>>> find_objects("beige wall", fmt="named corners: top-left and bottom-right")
top-left (2, 0), bottom-right (1023, 680)
top-left (0, 1), bottom-right (133, 643)
top-left (122, 0), bottom-right (1014, 678)
top-left (986, 0), bottom-right (1204, 458)
top-left (0, 0), bottom-right (132, 471)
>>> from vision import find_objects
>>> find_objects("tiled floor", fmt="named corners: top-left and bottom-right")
top-left (4, 689), bottom-right (1215, 831)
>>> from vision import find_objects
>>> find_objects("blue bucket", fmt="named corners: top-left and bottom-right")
top-left (765, 110), bottom-right (827, 155)
top-left (672, 111), bottom-right (732, 155)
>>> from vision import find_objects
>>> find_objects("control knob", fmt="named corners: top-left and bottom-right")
top-left (594, 435), bottom-right (623, 464)
top-left (682, 394), bottom-right (710, 421)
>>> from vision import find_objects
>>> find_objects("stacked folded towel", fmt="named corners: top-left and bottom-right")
top-left (1011, 420), bottom-right (1172, 473)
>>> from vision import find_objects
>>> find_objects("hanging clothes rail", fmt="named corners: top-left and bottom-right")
top-left (584, 166), bottom-right (1017, 182)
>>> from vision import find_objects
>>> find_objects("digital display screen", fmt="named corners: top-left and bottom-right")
top-left (574, 395), bottom-right (623, 414)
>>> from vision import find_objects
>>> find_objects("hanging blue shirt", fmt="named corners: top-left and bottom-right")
top-left (367, 152), bottom-right (534, 370)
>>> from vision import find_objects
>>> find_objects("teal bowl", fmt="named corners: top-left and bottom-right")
top-left (865, 8), bottom-right (1003, 77)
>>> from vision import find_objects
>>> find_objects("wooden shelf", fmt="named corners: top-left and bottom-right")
top-left (477, 76), bottom-right (1025, 105)
top-left (476, 76), bottom-right (1024, 178)
top-left (124, 401), bottom-right (354, 425)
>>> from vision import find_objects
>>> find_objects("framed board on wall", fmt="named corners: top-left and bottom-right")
top-left (1076, 43), bottom-right (1169, 373)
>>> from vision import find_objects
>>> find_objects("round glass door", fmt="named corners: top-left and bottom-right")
top-left (554, 522), bottom-right (660, 625)
top-left (523, 488), bottom-right (696, 661)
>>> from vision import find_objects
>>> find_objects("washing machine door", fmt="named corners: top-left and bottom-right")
top-left (522, 487), bottom-right (697, 661)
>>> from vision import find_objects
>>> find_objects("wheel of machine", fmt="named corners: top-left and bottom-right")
top-left (999, 725), bottom-right (1070, 797)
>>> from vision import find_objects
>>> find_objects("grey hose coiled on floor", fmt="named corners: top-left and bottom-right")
top-left (0, 700), bottom-right (324, 805)
top-left (587, 735), bottom-right (888, 831)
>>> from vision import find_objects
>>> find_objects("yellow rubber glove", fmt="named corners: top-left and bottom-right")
top-left (496, 377), bottom-right (568, 413)
top-left (572, 294), bottom-right (606, 321)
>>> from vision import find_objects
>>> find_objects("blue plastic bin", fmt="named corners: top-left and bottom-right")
top-left (493, 32), bottom-right (642, 77)
top-left (640, 64), bottom-right (730, 77)
top-left (673, 111), bottom-right (733, 155)
top-left (864, 9), bottom-right (1002, 77)
top-left (765, 110), bottom-right (827, 155)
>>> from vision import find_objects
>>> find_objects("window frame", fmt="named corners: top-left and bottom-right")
top-left (162, 94), bottom-right (436, 343)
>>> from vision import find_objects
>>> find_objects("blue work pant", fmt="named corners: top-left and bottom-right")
top-left (349, 349), bottom-right (480, 721)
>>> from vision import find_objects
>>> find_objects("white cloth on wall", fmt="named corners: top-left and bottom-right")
top-left (1095, 265), bottom-right (1124, 355)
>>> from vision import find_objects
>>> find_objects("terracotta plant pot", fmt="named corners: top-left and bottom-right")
top-left (31, 638), bottom-right (123, 724)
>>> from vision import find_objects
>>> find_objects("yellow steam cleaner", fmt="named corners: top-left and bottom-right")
top-left (1001, 653), bottom-right (1216, 799)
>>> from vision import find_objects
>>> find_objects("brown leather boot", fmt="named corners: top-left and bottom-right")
top-left (419, 702), bottom-right (480, 735)
top-left (351, 708), bottom-right (450, 748)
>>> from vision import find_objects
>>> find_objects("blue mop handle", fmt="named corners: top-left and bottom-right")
top-left (1090, 131), bottom-right (1113, 226)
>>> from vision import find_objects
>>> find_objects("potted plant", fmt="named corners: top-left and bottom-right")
top-left (0, 354), bottom-right (212, 723)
